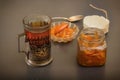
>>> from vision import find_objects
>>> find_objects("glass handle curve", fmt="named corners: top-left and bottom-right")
top-left (18, 33), bottom-right (26, 53)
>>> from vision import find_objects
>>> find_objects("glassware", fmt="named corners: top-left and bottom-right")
top-left (51, 21), bottom-right (79, 43)
top-left (18, 14), bottom-right (53, 67)
top-left (77, 28), bottom-right (107, 66)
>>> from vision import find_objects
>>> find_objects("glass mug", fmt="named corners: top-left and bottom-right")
top-left (18, 14), bottom-right (53, 67)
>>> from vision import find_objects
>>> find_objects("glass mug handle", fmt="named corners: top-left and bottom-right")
top-left (18, 33), bottom-right (30, 58)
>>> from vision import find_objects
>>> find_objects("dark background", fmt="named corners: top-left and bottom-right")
top-left (0, 0), bottom-right (120, 80)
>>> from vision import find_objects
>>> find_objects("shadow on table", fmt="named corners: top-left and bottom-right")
top-left (26, 64), bottom-right (52, 80)
top-left (76, 65), bottom-right (105, 80)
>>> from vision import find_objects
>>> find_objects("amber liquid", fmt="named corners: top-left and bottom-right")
top-left (25, 21), bottom-right (51, 62)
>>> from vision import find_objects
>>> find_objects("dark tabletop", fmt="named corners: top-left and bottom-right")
top-left (0, 0), bottom-right (120, 80)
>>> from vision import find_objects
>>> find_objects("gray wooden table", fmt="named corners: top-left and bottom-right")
top-left (0, 0), bottom-right (120, 80)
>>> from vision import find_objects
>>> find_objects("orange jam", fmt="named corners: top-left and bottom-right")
top-left (77, 28), bottom-right (107, 66)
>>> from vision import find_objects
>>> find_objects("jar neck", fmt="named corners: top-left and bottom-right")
top-left (79, 28), bottom-right (105, 47)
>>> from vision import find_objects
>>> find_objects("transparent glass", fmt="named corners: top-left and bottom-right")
top-left (51, 21), bottom-right (79, 42)
top-left (77, 28), bottom-right (107, 66)
top-left (18, 14), bottom-right (53, 66)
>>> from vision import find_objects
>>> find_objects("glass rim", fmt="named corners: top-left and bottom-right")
top-left (79, 28), bottom-right (105, 43)
top-left (23, 14), bottom-right (51, 30)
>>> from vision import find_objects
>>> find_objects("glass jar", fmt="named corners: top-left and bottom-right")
top-left (77, 28), bottom-right (107, 66)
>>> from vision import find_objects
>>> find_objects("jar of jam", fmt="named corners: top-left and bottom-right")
top-left (77, 28), bottom-right (107, 66)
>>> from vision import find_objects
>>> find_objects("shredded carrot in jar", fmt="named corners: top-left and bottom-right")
top-left (77, 28), bottom-right (106, 66)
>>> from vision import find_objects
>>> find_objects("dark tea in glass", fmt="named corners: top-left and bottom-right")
top-left (18, 15), bottom-right (53, 66)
